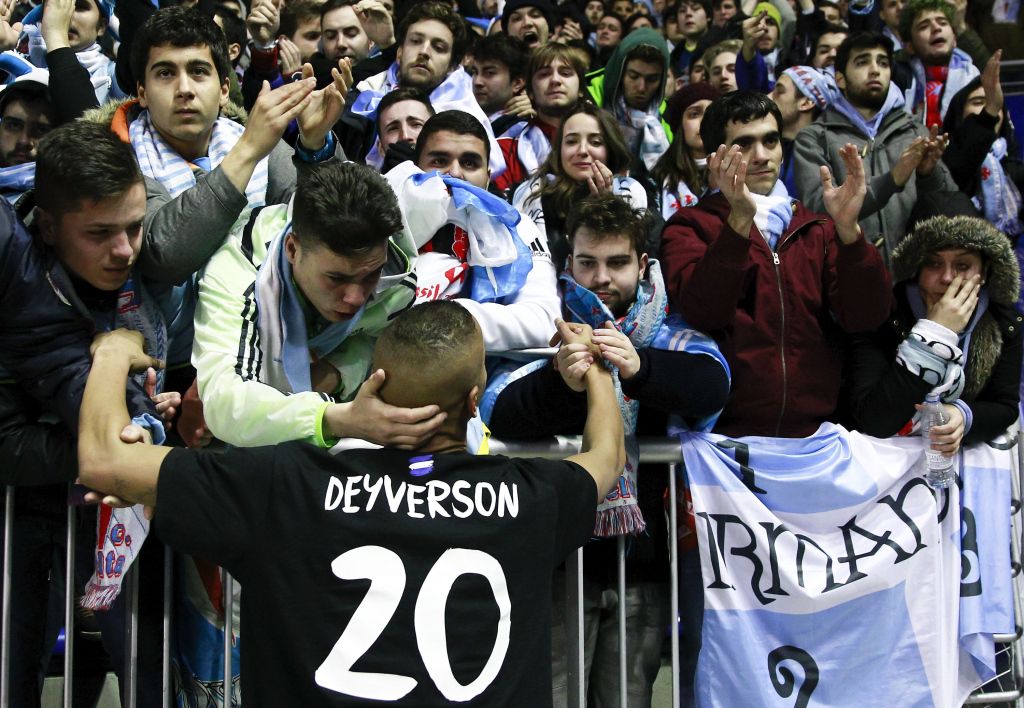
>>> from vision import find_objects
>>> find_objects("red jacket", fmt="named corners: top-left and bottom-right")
top-left (661, 193), bottom-right (892, 438)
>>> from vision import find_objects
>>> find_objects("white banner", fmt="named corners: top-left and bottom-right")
top-left (680, 423), bottom-right (1015, 708)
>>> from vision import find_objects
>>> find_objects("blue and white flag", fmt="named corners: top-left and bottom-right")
top-left (679, 423), bottom-right (1014, 708)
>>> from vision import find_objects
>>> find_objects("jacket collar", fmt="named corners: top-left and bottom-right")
top-left (699, 191), bottom-right (823, 237)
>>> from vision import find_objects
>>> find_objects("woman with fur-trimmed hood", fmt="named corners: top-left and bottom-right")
top-left (846, 215), bottom-right (1023, 453)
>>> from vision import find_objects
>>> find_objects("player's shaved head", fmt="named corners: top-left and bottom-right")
top-left (372, 301), bottom-right (486, 417)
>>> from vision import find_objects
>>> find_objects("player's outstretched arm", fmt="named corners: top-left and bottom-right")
top-left (78, 330), bottom-right (173, 508)
top-left (558, 320), bottom-right (626, 501)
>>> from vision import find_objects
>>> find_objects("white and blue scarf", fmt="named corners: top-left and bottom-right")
top-left (254, 200), bottom-right (418, 399)
top-left (751, 179), bottom-right (793, 250)
top-left (832, 80), bottom-right (906, 139)
top-left (502, 120), bottom-right (552, 179)
top-left (129, 109), bottom-right (269, 208)
top-left (0, 162), bottom-right (34, 203)
top-left (481, 260), bottom-right (729, 536)
top-left (907, 48), bottom-right (979, 124)
top-left (976, 138), bottom-right (1023, 238)
top-left (386, 162), bottom-right (533, 303)
top-left (614, 94), bottom-right (670, 171)
top-left (82, 275), bottom-right (167, 611)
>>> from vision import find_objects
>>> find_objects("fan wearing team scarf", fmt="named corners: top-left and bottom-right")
top-left (493, 43), bottom-right (585, 196)
top-left (846, 214), bottom-right (1022, 453)
top-left (192, 161), bottom-right (439, 450)
top-left (794, 31), bottom-right (958, 264)
top-left (898, 0), bottom-right (981, 128)
top-left (585, 28), bottom-right (672, 175)
top-left (0, 70), bottom-right (53, 204)
top-left (23, 0), bottom-right (126, 105)
top-left (662, 90), bottom-right (892, 438)
top-left (941, 53), bottom-right (1024, 247)
top-left (3, 121), bottom-right (201, 702)
top-left (341, 2), bottom-right (504, 174)
top-left (485, 192), bottom-right (729, 706)
top-left (408, 110), bottom-right (561, 352)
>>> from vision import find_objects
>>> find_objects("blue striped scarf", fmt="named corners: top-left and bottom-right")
top-left (128, 109), bottom-right (269, 207)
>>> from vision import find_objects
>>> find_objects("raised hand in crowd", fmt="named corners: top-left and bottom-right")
top-left (917, 124), bottom-right (950, 177)
top-left (40, 0), bottom-right (74, 51)
top-left (981, 50), bottom-right (1003, 120)
top-left (709, 144), bottom-right (757, 237)
top-left (552, 18), bottom-right (584, 44)
top-left (278, 36), bottom-right (303, 77)
top-left (322, 368), bottom-right (448, 448)
top-left (586, 160), bottom-right (615, 196)
top-left (740, 11), bottom-right (770, 61)
top-left (0, 0), bottom-right (22, 51)
top-left (593, 321), bottom-right (641, 380)
top-left (504, 93), bottom-right (535, 120)
top-left (356, 0), bottom-right (396, 48)
top-left (296, 58), bottom-right (354, 150)
top-left (224, 77), bottom-right (315, 192)
top-left (552, 321), bottom-right (597, 393)
top-left (950, 0), bottom-right (969, 34)
top-left (820, 143), bottom-right (866, 244)
top-left (926, 273), bottom-right (981, 334)
top-left (891, 136), bottom-right (928, 187)
top-left (247, 0), bottom-right (281, 47)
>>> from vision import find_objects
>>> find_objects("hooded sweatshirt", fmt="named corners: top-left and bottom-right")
top-left (586, 28), bottom-right (673, 147)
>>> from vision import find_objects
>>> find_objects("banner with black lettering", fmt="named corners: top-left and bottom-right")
top-left (679, 423), bottom-right (1015, 708)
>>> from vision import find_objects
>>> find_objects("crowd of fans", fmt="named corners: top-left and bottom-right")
top-left (0, 0), bottom-right (1021, 701)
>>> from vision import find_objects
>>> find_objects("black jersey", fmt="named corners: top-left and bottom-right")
top-left (155, 443), bottom-right (596, 706)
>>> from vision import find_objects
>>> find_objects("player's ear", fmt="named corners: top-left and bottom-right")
top-left (466, 384), bottom-right (481, 418)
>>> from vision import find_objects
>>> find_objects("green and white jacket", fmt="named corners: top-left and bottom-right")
top-left (192, 199), bottom-right (417, 448)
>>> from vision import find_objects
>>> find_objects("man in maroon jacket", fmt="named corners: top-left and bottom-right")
top-left (660, 90), bottom-right (892, 438)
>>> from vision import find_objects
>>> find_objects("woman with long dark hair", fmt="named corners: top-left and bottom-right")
top-left (650, 82), bottom-right (718, 219)
top-left (512, 100), bottom-right (650, 269)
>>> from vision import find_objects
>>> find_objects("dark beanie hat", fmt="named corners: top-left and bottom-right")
top-left (664, 82), bottom-right (720, 131)
top-left (501, 0), bottom-right (554, 33)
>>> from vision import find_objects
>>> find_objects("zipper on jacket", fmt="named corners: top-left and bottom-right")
top-left (756, 226), bottom-right (787, 436)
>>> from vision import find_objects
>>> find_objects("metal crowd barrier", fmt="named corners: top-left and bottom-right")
top-left (1, 431), bottom-right (1022, 707)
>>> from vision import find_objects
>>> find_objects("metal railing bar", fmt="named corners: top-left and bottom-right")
top-left (63, 499), bottom-right (75, 707)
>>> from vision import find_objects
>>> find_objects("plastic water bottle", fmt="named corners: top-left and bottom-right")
top-left (920, 393), bottom-right (955, 488)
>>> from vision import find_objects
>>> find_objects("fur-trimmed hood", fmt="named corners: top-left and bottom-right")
top-left (891, 215), bottom-right (1021, 400)
top-left (890, 215), bottom-right (1020, 306)
top-left (80, 97), bottom-right (249, 140)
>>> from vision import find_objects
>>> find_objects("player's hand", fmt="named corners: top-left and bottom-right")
top-left (926, 273), bottom-right (981, 333)
top-left (297, 59), bottom-right (353, 151)
top-left (311, 357), bottom-right (341, 394)
top-left (40, 0), bottom-right (73, 51)
top-left (553, 340), bottom-right (594, 393)
top-left (916, 402), bottom-right (965, 457)
top-left (328, 369), bottom-right (447, 448)
top-left (709, 144), bottom-right (756, 235)
top-left (821, 143), bottom-right (866, 244)
top-left (241, 78), bottom-right (316, 158)
top-left (593, 321), bottom-right (640, 380)
top-left (356, 0), bottom-right (395, 47)
top-left (549, 318), bottom-right (595, 348)
top-left (90, 330), bottom-right (164, 372)
top-left (81, 424), bottom-right (156, 519)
